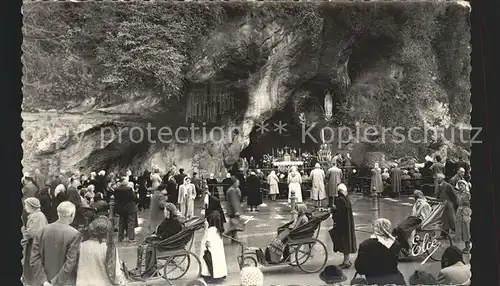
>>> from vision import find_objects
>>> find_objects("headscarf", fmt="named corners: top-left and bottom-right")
top-left (205, 195), bottom-right (226, 228)
top-left (441, 246), bottom-right (464, 269)
top-left (371, 218), bottom-right (395, 249)
top-left (456, 180), bottom-right (470, 193)
top-left (164, 202), bottom-right (179, 218)
top-left (296, 203), bottom-right (307, 216)
top-left (315, 163), bottom-right (321, 168)
top-left (337, 183), bottom-right (348, 196)
top-left (414, 190), bottom-right (425, 200)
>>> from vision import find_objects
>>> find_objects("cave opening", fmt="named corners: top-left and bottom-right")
top-left (347, 36), bottom-right (401, 81)
top-left (239, 101), bottom-right (320, 165)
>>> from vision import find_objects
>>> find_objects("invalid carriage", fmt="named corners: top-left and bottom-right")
top-left (129, 217), bottom-right (206, 285)
top-left (396, 196), bottom-right (453, 262)
top-left (230, 212), bottom-right (331, 273)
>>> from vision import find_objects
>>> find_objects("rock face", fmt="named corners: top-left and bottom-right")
top-left (22, 2), bottom-right (471, 175)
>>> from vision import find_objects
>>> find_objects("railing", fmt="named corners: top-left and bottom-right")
top-left (208, 176), bottom-right (434, 201)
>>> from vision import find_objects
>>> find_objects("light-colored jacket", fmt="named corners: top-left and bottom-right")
top-left (24, 210), bottom-right (48, 240)
top-left (438, 262), bottom-right (471, 285)
top-left (411, 198), bottom-right (432, 220)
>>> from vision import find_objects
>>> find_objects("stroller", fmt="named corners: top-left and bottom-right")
top-left (395, 197), bottom-right (453, 262)
top-left (128, 217), bottom-right (206, 284)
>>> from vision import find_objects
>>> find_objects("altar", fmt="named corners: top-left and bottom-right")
top-left (271, 146), bottom-right (304, 168)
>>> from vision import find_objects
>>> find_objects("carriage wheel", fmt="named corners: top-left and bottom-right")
top-left (294, 239), bottom-right (328, 273)
top-left (160, 251), bottom-right (201, 281)
top-left (239, 256), bottom-right (258, 269)
top-left (428, 229), bottom-right (453, 262)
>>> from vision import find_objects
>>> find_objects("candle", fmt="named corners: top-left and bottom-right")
top-left (299, 148), bottom-right (301, 157)
top-left (272, 148), bottom-right (274, 156)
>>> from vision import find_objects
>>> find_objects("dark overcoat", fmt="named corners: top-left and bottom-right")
top-left (390, 168), bottom-right (403, 194)
top-left (331, 194), bottom-right (357, 254)
top-left (437, 181), bottom-right (458, 231)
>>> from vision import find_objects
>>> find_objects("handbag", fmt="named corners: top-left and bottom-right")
top-left (230, 217), bottom-right (245, 231)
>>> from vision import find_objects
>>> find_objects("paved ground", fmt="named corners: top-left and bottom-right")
top-left (118, 194), bottom-right (470, 285)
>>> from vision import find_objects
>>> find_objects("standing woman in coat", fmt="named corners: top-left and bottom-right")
top-left (178, 177), bottom-right (197, 219)
top-left (309, 163), bottom-right (326, 210)
top-left (370, 163), bottom-right (384, 194)
top-left (224, 177), bottom-right (243, 242)
top-left (22, 198), bottom-right (48, 286)
top-left (287, 166), bottom-right (303, 203)
top-left (267, 171), bottom-right (279, 201)
top-left (330, 183), bottom-right (356, 268)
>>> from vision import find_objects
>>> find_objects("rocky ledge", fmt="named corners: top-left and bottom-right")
top-left (22, 2), bottom-right (471, 175)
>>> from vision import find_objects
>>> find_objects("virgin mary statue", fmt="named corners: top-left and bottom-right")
top-left (324, 90), bottom-right (333, 120)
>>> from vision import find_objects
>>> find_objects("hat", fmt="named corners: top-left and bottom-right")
top-left (24, 197), bottom-right (41, 209)
top-left (240, 266), bottom-right (264, 286)
top-left (319, 265), bottom-right (347, 284)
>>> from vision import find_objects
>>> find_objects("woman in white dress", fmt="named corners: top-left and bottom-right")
top-left (267, 171), bottom-right (279, 201)
top-left (178, 177), bottom-right (197, 219)
top-left (287, 166), bottom-right (303, 203)
top-left (200, 205), bottom-right (227, 284)
top-left (76, 216), bottom-right (127, 286)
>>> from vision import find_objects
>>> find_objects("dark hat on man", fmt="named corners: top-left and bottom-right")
top-left (319, 265), bottom-right (347, 284)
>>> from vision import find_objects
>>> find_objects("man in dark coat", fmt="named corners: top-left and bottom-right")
top-left (235, 172), bottom-right (246, 203)
top-left (174, 169), bottom-right (187, 188)
top-left (114, 176), bottom-right (138, 242)
top-left (330, 183), bottom-right (357, 268)
top-left (444, 159), bottom-right (457, 181)
top-left (390, 164), bottom-right (403, 197)
top-left (246, 172), bottom-right (262, 212)
top-left (436, 173), bottom-right (458, 236)
top-left (221, 173), bottom-right (233, 200)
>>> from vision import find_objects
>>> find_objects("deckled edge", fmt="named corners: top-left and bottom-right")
top-left (17, 0), bottom-right (474, 3)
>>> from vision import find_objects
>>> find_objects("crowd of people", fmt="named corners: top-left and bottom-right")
top-left (20, 152), bottom-right (471, 286)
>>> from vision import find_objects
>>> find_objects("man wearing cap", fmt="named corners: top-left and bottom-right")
top-left (22, 197), bottom-right (48, 286)
top-left (22, 177), bottom-right (39, 227)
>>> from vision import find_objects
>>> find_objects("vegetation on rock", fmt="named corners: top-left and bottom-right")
top-left (22, 2), bottom-right (471, 173)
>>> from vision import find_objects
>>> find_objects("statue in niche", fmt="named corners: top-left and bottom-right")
top-left (299, 112), bottom-right (306, 125)
top-left (324, 89), bottom-right (333, 121)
